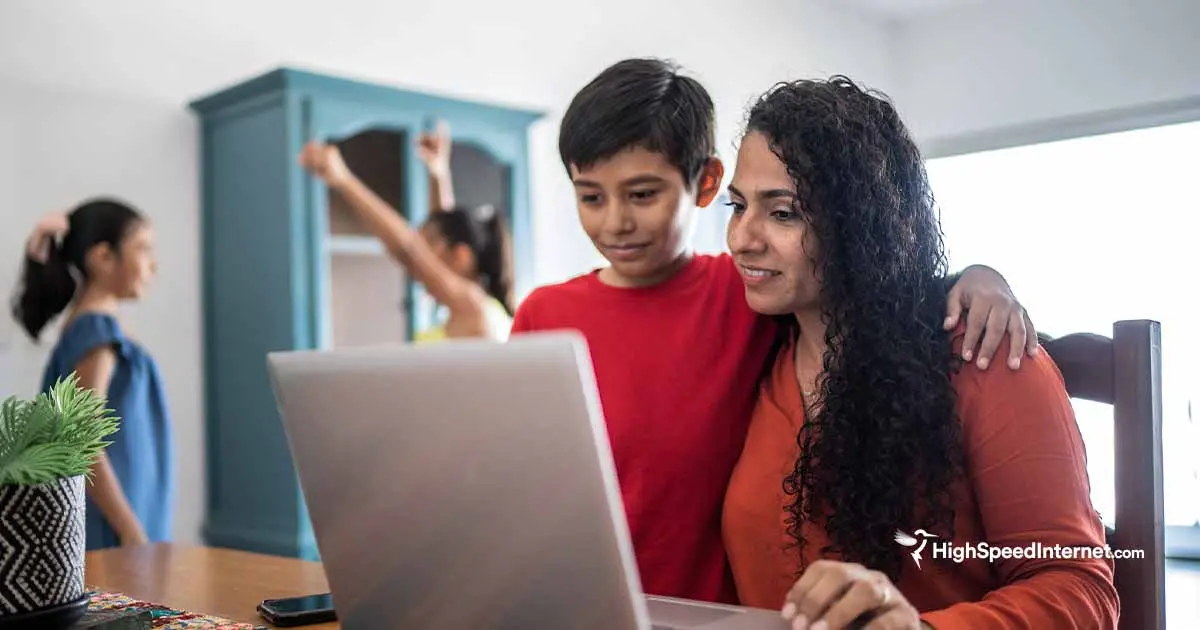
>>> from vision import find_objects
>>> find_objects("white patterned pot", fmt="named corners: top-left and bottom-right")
top-left (0, 475), bottom-right (87, 621)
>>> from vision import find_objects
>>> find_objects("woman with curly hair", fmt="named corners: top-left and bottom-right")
top-left (721, 77), bottom-right (1118, 629)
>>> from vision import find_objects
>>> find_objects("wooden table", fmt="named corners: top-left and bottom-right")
top-left (85, 544), bottom-right (338, 629)
top-left (88, 544), bottom-right (1200, 629)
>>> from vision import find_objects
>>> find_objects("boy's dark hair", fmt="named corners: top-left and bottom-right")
top-left (559, 58), bottom-right (716, 184)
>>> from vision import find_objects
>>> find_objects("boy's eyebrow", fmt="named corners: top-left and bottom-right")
top-left (620, 175), bottom-right (668, 187)
top-left (573, 174), bottom-right (668, 189)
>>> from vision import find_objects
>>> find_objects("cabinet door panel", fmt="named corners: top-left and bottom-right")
top-left (203, 100), bottom-right (310, 557)
top-left (305, 99), bottom-right (422, 342)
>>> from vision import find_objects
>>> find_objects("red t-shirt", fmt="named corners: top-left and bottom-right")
top-left (511, 254), bottom-right (776, 604)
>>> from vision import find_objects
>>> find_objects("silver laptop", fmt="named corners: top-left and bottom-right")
top-left (267, 331), bottom-right (787, 630)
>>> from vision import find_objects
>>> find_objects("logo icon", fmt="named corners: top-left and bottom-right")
top-left (894, 529), bottom-right (939, 569)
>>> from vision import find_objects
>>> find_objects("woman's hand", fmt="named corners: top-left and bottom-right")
top-left (298, 142), bottom-right (352, 188)
top-left (781, 560), bottom-right (923, 630)
top-left (944, 264), bottom-right (1038, 370)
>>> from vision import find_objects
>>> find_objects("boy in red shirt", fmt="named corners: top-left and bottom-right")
top-left (510, 58), bottom-right (1037, 605)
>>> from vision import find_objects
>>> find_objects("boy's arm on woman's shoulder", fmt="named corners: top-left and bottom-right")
top-left (943, 264), bottom-right (1039, 371)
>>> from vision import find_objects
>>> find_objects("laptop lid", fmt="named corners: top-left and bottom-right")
top-left (267, 332), bottom-right (651, 630)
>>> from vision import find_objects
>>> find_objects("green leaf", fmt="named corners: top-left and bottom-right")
top-left (0, 374), bottom-right (121, 486)
top-left (0, 396), bottom-right (29, 466)
top-left (0, 444), bottom-right (81, 486)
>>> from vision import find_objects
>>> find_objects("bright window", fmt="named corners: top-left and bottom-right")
top-left (926, 121), bottom-right (1200, 553)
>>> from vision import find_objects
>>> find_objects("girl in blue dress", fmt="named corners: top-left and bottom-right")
top-left (12, 199), bottom-right (174, 550)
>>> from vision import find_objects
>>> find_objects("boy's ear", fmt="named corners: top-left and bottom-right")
top-left (694, 157), bottom-right (725, 208)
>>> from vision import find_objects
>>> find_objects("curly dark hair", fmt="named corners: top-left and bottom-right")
top-left (745, 76), bottom-right (965, 582)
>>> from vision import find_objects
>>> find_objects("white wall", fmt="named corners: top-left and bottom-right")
top-left (893, 0), bottom-right (1200, 150)
top-left (0, 0), bottom-right (895, 544)
top-left (0, 80), bottom-right (204, 543)
top-left (0, 0), bottom-right (898, 285)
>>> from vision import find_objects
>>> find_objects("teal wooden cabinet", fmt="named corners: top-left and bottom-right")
top-left (189, 68), bottom-right (541, 560)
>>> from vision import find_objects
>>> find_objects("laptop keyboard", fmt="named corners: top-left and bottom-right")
top-left (645, 597), bottom-right (740, 629)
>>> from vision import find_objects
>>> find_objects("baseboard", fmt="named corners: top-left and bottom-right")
top-left (202, 517), bottom-right (307, 559)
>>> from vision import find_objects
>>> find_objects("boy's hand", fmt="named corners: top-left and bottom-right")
top-left (298, 141), bottom-right (351, 187)
top-left (945, 265), bottom-right (1038, 370)
top-left (417, 121), bottom-right (452, 177)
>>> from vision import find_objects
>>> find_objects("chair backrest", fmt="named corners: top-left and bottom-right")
top-left (1039, 320), bottom-right (1166, 630)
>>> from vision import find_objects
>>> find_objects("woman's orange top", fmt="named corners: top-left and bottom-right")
top-left (722, 329), bottom-right (1119, 629)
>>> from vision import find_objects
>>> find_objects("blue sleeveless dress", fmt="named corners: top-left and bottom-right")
top-left (40, 313), bottom-right (174, 550)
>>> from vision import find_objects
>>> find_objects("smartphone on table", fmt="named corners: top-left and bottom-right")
top-left (257, 592), bottom-right (337, 627)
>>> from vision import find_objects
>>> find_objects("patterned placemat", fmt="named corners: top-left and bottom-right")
top-left (87, 590), bottom-right (268, 629)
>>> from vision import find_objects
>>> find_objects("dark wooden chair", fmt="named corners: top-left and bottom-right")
top-left (1039, 320), bottom-right (1166, 630)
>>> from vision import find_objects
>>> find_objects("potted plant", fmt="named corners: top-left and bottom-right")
top-left (0, 375), bottom-right (119, 628)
